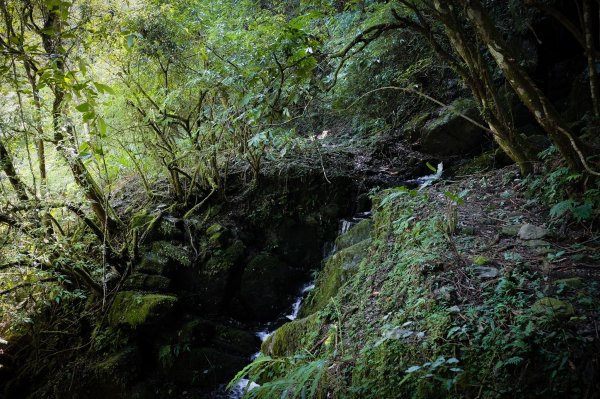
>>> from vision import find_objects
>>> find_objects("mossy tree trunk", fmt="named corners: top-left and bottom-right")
top-left (460, 0), bottom-right (591, 173)
top-left (396, 1), bottom-right (537, 174)
top-left (40, 2), bottom-right (118, 234)
top-left (583, 0), bottom-right (600, 118)
top-left (0, 138), bottom-right (30, 202)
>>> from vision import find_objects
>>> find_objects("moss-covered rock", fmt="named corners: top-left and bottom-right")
top-left (176, 319), bottom-right (216, 346)
top-left (108, 291), bottom-right (177, 327)
top-left (150, 240), bottom-right (191, 268)
top-left (94, 347), bottom-right (140, 379)
top-left (262, 313), bottom-right (321, 357)
top-left (299, 239), bottom-right (370, 317)
top-left (192, 240), bottom-right (246, 311)
top-left (531, 297), bottom-right (575, 319)
top-left (206, 223), bottom-right (232, 247)
top-left (124, 273), bottom-right (171, 292)
top-left (335, 219), bottom-right (373, 251)
top-left (417, 98), bottom-right (486, 156)
top-left (203, 240), bottom-right (245, 277)
top-left (137, 252), bottom-right (170, 275)
top-left (267, 218), bottom-right (323, 270)
top-left (212, 324), bottom-right (261, 356)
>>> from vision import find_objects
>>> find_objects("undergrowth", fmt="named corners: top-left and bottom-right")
top-left (230, 179), bottom-right (600, 398)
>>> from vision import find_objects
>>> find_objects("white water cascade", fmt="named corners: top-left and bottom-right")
top-left (226, 213), bottom-right (371, 398)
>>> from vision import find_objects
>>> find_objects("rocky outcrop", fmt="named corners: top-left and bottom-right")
top-left (406, 98), bottom-right (487, 156)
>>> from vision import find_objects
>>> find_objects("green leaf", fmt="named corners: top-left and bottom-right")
top-left (93, 82), bottom-right (115, 95)
top-left (126, 34), bottom-right (136, 49)
top-left (75, 102), bottom-right (91, 112)
top-left (550, 200), bottom-right (576, 218)
top-left (83, 111), bottom-right (96, 121)
top-left (426, 162), bottom-right (437, 172)
top-left (78, 58), bottom-right (88, 76)
top-left (572, 202), bottom-right (594, 222)
top-left (240, 93), bottom-right (252, 107)
top-left (444, 191), bottom-right (464, 205)
top-left (97, 117), bottom-right (107, 137)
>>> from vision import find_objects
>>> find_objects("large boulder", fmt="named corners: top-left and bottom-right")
top-left (237, 253), bottom-right (301, 321)
top-left (410, 98), bottom-right (487, 156)
top-left (108, 291), bottom-right (177, 327)
top-left (178, 240), bottom-right (246, 311)
top-left (261, 313), bottom-right (321, 357)
top-left (124, 273), bottom-right (171, 292)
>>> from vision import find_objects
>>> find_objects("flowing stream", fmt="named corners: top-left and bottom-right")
top-left (225, 213), bottom-right (371, 398)
top-left (222, 167), bottom-right (439, 397)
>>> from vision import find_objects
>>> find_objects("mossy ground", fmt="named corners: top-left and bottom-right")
top-left (234, 166), bottom-right (600, 398)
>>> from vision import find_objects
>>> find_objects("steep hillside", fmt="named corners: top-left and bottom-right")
top-left (233, 165), bottom-right (600, 398)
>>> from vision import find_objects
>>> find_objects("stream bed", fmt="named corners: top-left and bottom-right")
top-left (220, 212), bottom-right (371, 398)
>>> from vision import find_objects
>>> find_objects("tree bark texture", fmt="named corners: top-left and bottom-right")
top-left (460, 0), bottom-right (589, 172)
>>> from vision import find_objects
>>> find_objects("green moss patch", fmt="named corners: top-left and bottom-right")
top-left (299, 239), bottom-right (370, 317)
top-left (108, 291), bottom-right (177, 327)
top-left (262, 313), bottom-right (321, 357)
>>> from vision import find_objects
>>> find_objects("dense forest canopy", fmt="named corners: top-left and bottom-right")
top-left (0, 0), bottom-right (599, 398)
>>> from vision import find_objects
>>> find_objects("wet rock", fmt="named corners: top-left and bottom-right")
top-left (164, 347), bottom-right (248, 387)
top-left (335, 219), bottom-right (373, 251)
top-left (531, 297), bottom-right (574, 319)
top-left (108, 291), bottom-right (177, 327)
top-left (211, 325), bottom-right (261, 357)
top-left (272, 220), bottom-right (322, 270)
top-left (519, 224), bottom-right (548, 240)
top-left (176, 319), bottom-right (217, 346)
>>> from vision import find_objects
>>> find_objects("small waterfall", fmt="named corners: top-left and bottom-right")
top-left (286, 282), bottom-right (316, 321)
top-left (228, 379), bottom-right (260, 399)
top-left (340, 219), bottom-right (353, 235)
top-left (225, 211), bottom-right (372, 398)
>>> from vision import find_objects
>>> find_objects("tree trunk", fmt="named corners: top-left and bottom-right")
top-left (24, 63), bottom-right (48, 193)
top-left (0, 138), bottom-right (30, 202)
top-left (420, 0), bottom-right (537, 173)
top-left (460, 0), bottom-right (590, 172)
top-left (583, 0), bottom-right (600, 117)
top-left (41, 2), bottom-right (118, 232)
